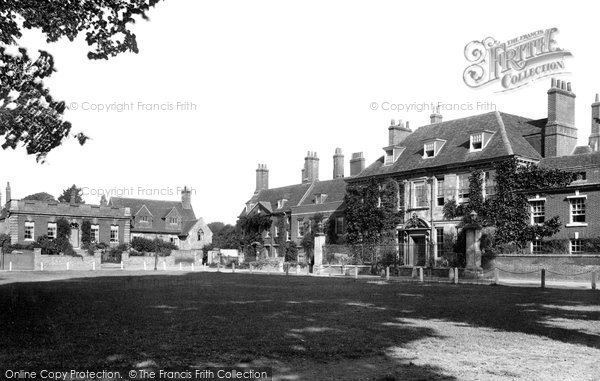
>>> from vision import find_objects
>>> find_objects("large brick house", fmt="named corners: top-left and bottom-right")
top-left (109, 186), bottom-right (212, 250)
top-left (0, 183), bottom-right (131, 247)
top-left (241, 149), bottom-right (365, 259)
top-left (348, 79), bottom-right (600, 265)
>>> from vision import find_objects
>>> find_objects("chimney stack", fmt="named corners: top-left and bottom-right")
top-left (333, 148), bottom-right (344, 179)
top-left (5, 182), bottom-right (10, 204)
top-left (388, 119), bottom-right (411, 146)
top-left (589, 93), bottom-right (600, 152)
top-left (255, 164), bottom-right (269, 193)
top-left (545, 78), bottom-right (577, 157)
top-left (100, 195), bottom-right (108, 206)
top-left (430, 106), bottom-right (443, 124)
top-left (350, 152), bottom-right (365, 176)
top-left (303, 151), bottom-right (319, 183)
top-left (70, 187), bottom-right (77, 204)
top-left (181, 186), bottom-right (192, 209)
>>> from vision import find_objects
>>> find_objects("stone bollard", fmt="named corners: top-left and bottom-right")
top-left (179, 262), bottom-right (183, 271)
top-left (354, 265), bottom-right (358, 279)
top-left (40, 262), bottom-right (44, 271)
top-left (418, 267), bottom-right (423, 282)
top-left (454, 268), bottom-right (459, 284)
top-left (386, 266), bottom-right (390, 281)
top-left (92, 262), bottom-right (95, 271)
top-left (448, 268), bottom-right (453, 282)
top-left (191, 263), bottom-right (195, 272)
top-left (163, 261), bottom-right (166, 271)
top-left (592, 271), bottom-right (597, 290)
top-left (9, 261), bottom-right (12, 271)
top-left (120, 261), bottom-right (124, 270)
top-left (296, 265), bottom-right (299, 275)
top-left (494, 268), bottom-right (499, 285)
top-left (541, 269), bottom-right (546, 289)
top-left (232, 262), bottom-right (236, 273)
top-left (217, 262), bottom-right (221, 272)
top-left (67, 262), bottom-right (70, 271)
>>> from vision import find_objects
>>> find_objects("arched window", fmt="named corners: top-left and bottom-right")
top-left (198, 230), bottom-right (204, 241)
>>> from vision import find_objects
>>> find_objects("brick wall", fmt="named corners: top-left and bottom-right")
top-left (34, 249), bottom-right (100, 271)
top-left (121, 250), bottom-right (202, 270)
top-left (488, 254), bottom-right (600, 274)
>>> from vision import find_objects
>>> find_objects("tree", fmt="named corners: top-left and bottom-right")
top-left (300, 213), bottom-right (325, 261)
top-left (0, 1), bottom-right (163, 161)
top-left (344, 178), bottom-right (403, 262)
top-left (209, 223), bottom-right (242, 250)
top-left (236, 214), bottom-right (272, 256)
top-left (207, 222), bottom-right (226, 235)
top-left (23, 192), bottom-right (55, 202)
top-left (58, 184), bottom-right (85, 204)
top-left (443, 158), bottom-right (575, 251)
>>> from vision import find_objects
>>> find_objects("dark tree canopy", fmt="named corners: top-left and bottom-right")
top-left (58, 184), bottom-right (85, 204)
top-left (23, 192), bottom-right (55, 202)
top-left (0, 0), bottom-right (163, 161)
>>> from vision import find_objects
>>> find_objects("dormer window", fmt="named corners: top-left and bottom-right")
top-left (424, 142), bottom-right (435, 158)
top-left (314, 194), bottom-right (328, 204)
top-left (469, 130), bottom-right (493, 152)
top-left (422, 139), bottom-right (445, 159)
top-left (385, 150), bottom-right (394, 165)
top-left (277, 199), bottom-right (287, 209)
top-left (139, 216), bottom-right (150, 223)
top-left (383, 146), bottom-right (405, 166)
top-left (169, 217), bottom-right (179, 224)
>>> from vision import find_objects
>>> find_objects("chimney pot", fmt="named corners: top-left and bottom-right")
top-left (567, 82), bottom-right (572, 92)
top-left (255, 163), bottom-right (269, 193)
top-left (333, 148), bottom-right (344, 179)
top-left (349, 152), bottom-right (365, 176)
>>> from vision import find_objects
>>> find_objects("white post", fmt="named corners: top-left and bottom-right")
top-left (40, 262), bottom-right (44, 271)
top-left (354, 265), bottom-right (358, 279)
top-left (9, 261), bottom-right (12, 271)
top-left (250, 263), bottom-right (253, 274)
top-left (191, 263), bottom-right (195, 272)
top-left (232, 262), bottom-right (236, 273)
top-left (494, 268), bottom-right (499, 285)
top-left (144, 261), bottom-right (147, 271)
top-left (92, 261), bottom-right (95, 271)
top-left (454, 267), bottom-right (459, 284)
top-left (592, 271), bottom-right (597, 290)
top-left (218, 262), bottom-right (221, 272)
top-left (163, 261), bottom-right (166, 271)
top-left (386, 266), bottom-right (390, 281)
top-left (449, 268), bottom-right (453, 281)
top-left (418, 267), bottom-right (423, 282)
top-left (179, 262), bottom-right (182, 271)
top-left (66, 262), bottom-right (70, 271)
top-left (328, 264), bottom-right (332, 277)
top-left (120, 261), bottom-right (123, 270)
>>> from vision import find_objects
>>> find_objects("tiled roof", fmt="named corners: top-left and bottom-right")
top-left (244, 178), bottom-right (347, 216)
top-left (109, 197), bottom-right (197, 235)
top-left (353, 111), bottom-right (543, 179)
top-left (540, 151), bottom-right (600, 170)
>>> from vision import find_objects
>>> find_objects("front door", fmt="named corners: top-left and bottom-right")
top-left (411, 236), bottom-right (426, 266)
top-left (70, 228), bottom-right (80, 248)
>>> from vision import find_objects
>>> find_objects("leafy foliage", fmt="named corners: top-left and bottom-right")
top-left (237, 213), bottom-right (272, 251)
top-left (209, 223), bottom-right (241, 250)
top-left (0, 1), bottom-right (162, 160)
top-left (58, 184), bottom-right (85, 204)
top-left (23, 192), bottom-right (56, 202)
top-left (81, 220), bottom-right (92, 246)
top-left (130, 236), bottom-right (177, 255)
top-left (445, 159), bottom-right (575, 251)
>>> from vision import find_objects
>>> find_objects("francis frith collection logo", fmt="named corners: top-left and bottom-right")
top-left (463, 28), bottom-right (572, 92)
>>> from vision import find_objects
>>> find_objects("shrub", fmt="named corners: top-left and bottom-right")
top-left (131, 237), bottom-right (156, 253)
top-left (283, 241), bottom-right (298, 262)
top-left (130, 237), bottom-right (177, 256)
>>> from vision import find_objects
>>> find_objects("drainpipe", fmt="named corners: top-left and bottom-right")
top-left (429, 176), bottom-right (435, 266)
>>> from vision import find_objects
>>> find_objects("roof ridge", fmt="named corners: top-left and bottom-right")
top-left (297, 180), bottom-right (317, 206)
top-left (495, 111), bottom-right (514, 156)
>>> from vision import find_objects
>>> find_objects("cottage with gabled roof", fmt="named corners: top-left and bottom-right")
top-left (109, 186), bottom-right (212, 250)
top-left (349, 79), bottom-right (600, 265)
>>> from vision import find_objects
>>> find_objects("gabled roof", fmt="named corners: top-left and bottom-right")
top-left (301, 178), bottom-right (346, 206)
top-left (109, 197), bottom-right (197, 234)
top-left (243, 182), bottom-right (313, 215)
top-left (353, 111), bottom-right (543, 179)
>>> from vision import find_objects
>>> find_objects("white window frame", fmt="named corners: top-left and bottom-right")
top-left (424, 142), bottom-right (435, 158)
top-left (47, 222), bottom-right (57, 240)
top-left (384, 150), bottom-right (394, 165)
top-left (24, 221), bottom-right (35, 241)
top-left (470, 133), bottom-right (483, 151)
top-left (457, 174), bottom-right (470, 203)
top-left (413, 180), bottom-right (428, 208)
top-left (529, 200), bottom-right (545, 225)
top-left (570, 239), bottom-right (583, 254)
top-left (110, 225), bottom-right (119, 243)
top-left (91, 224), bottom-right (99, 243)
top-left (297, 220), bottom-right (305, 238)
top-left (567, 195), bottom-right (587, 226)
top-left (436, 177), bottom-right (445, 206)
top-left (531, 239), bottom-right (542, 254)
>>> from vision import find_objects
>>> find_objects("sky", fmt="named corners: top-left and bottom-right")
top-left (1, 0), bottom-right (600, 224)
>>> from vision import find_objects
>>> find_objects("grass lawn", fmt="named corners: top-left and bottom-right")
top-left (0, 271), bottom-right (599, 380)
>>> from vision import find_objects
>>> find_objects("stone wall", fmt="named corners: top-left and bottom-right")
top-left (121, 250), bottom-right (202, 270)
top-left (35, 249), bottom-right (100, 271)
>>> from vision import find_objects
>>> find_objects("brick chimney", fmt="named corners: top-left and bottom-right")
top-left (70, 187), bottom-right (76, 204)
top-left (589, 93), bottom-right (600, 152)
top-left (100, 195), bottom-right (108, 206)
top-left (388, 119), bottom-right (411, 145)
top-left (545, 78), bottom-right (577, 157)
top-left (350, 152), bottom-right (365, 176)
top-left (303, 151), bottom-right (319, 183)
top-left (333, 148), bottom-right (344, 179)
top-left (181, 186), bottom-right (192, 209)
top-left (430, 106), bottom-right (443, 124)
top-left (255, 164), bottom-right (269, 193)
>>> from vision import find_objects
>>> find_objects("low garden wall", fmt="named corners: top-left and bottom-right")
top-left (488, 254), bottom-right (600, 275)
top-left (35, 249), bottom-right (100, 271)
top-left (121, 250), bottom-right (202, 270)
top-left (1, 250), bottom-right (35, 270)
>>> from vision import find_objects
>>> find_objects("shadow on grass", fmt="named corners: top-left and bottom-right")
top-left (0, 272), bottom-right (598, 379)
